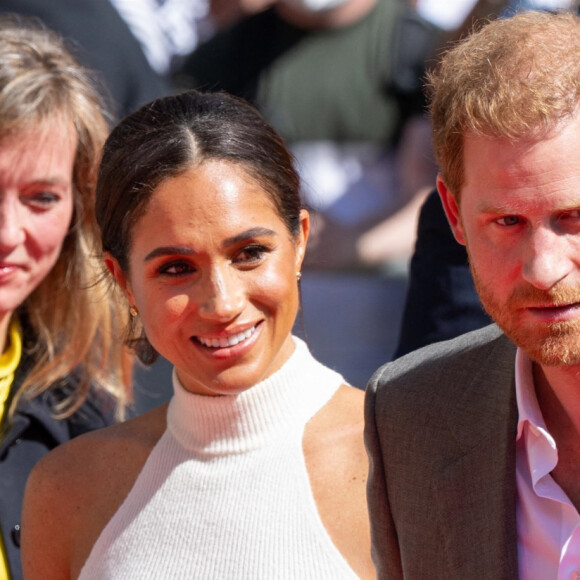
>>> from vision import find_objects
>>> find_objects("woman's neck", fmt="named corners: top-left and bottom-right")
top-left (0, 311), bottom-right (13, 353)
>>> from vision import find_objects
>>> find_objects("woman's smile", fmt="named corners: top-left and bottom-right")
top-left (191, 320), bottom-right (263, 362)
top-left (121, 159), bottom-right (309, 396)
top-left (194, 322), bottom-right (259, 349)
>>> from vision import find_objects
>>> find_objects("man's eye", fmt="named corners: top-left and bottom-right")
top-left (497, 216), bottom-right (520, 226)
top-left (560, 210), bottom-right (580, 221)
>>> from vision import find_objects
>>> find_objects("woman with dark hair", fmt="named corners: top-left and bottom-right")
top-left (21, 90), bottom-right (373, 579)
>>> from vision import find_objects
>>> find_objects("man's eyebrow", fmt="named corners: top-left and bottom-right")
top-left (475, 200), bottom-right (525, 214)
top-left (143, 228), bottom-right (277, 262)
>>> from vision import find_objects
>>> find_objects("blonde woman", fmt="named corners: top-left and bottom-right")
top-left (0, 17), bottom-right (129, 580)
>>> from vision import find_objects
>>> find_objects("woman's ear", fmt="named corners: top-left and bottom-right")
top-left (437, 175), bottom-right (466, 246)
top-left (104, 252), bottom-right (135, 305)
top-left (294, 209), bottom-right (310, 270)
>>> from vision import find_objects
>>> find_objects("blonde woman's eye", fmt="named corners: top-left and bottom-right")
top-left (26, 192), bottom-right (60, 209)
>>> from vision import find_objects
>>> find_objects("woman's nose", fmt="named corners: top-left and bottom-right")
top-left (197, 266), bottom-right (245, 321)
top-left (0, 197), bottom-right (26, 250)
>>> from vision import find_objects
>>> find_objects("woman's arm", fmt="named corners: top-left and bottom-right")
top-left (21, 444), bottom-right (78, 580)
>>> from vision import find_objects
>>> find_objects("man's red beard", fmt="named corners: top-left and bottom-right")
top-left (470, 263), bottom-right (580, 366)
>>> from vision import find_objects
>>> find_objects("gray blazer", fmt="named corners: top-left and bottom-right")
top-left (365, 324), bottom-right (519, 579)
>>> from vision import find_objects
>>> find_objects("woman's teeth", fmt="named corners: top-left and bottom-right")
top-left (197, 326), bottom-right (256, 348)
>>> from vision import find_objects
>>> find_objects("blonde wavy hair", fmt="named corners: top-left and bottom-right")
top-left (0, 16), bottom-right (129, 420)
top-left (427, 10), bottom-right (580, 200)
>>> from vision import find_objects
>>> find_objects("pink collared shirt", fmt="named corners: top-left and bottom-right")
top-left (515, 348), bottom-right (580, 580)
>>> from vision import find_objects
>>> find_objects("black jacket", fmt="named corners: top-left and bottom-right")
top-left (0, 353), bottom-right (115, 580)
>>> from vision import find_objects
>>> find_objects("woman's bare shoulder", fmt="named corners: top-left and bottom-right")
top-left (304, 385), bottom-right (373, 579)
top-left (21, 404), bottom-right (168, 579)
top-left (25, 403), bottom-right (169, 531)
top-left (328, 383), bottom-right (365, 422)
top-left (305, 384), bottom-right (366, 476)
top-left (306, 384), bottom-right (365, 442)
top-left (35, 403), bottom-right (167, 480)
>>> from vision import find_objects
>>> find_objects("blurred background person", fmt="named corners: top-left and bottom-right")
top-left (108, 0), bottom-right (211, 76)
top-left (504, 0), bottom-right (578, 12)
top-left (413, 0), bottom-right (480, 28)
top-left (0, 16), bottom-right (130, 580)
top-left (0, 0), bottom-right (170, 120)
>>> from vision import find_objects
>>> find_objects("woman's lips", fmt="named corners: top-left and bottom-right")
top-left (194, 323), bottom-right (258, 349)
top-left (0, 262), bottom-right (22, 278)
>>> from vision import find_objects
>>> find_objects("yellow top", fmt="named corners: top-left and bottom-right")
top-left (0, 318), bottom-right (23, 580)
top-left (0, 319), bottom-right (22, 422)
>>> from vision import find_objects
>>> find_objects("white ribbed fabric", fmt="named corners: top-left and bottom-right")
top-left (79, 337), bottom-right (359, 579)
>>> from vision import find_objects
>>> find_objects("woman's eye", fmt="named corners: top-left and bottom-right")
top-left (235, 245), bottom-right (267, 264)
top-left (25, 192), bottom-right (60, 209)
top-left (497, 215), bottom-right (520, 226)
top-left (158, 261), bottom-right (195, 276)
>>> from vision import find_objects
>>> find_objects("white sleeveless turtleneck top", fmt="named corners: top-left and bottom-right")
top-left (79, 337), bottom-right (360, 579)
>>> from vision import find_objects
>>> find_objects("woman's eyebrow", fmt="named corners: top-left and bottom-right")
top-left (144, 246), bottom-right (195, 261)
top-left (143, 228), bottom-right (278, 262)
top-left (222, 227), bottom-right (277, 247)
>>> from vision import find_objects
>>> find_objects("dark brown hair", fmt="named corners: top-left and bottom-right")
top-left (97, 90), bottom-right (303, 272)
top-left (96, 90), bottom-right (304, 363)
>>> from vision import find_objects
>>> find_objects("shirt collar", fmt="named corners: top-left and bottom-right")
top-left (515, 347), bottom-right (558, 487)
top-left (515, 347), bottom-right (549, 440)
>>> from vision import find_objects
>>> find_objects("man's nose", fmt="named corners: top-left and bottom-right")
top-left (521, 226), bottom-right (573, 290)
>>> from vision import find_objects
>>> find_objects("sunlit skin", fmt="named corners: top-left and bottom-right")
top-left (438, 111), bottom-right (580, 368)
top-left (107, 159), bottom-right (309, 396)
top-left (0, 120), bottom-right (76, 352)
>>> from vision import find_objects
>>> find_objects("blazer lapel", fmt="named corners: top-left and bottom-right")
top-left (434, 334), bottom-right (519, 578)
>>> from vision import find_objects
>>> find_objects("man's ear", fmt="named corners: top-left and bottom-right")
top-left (437, 175), bottom-right (466, 246)
top-left (104, 252), bottom-right (135, 305)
